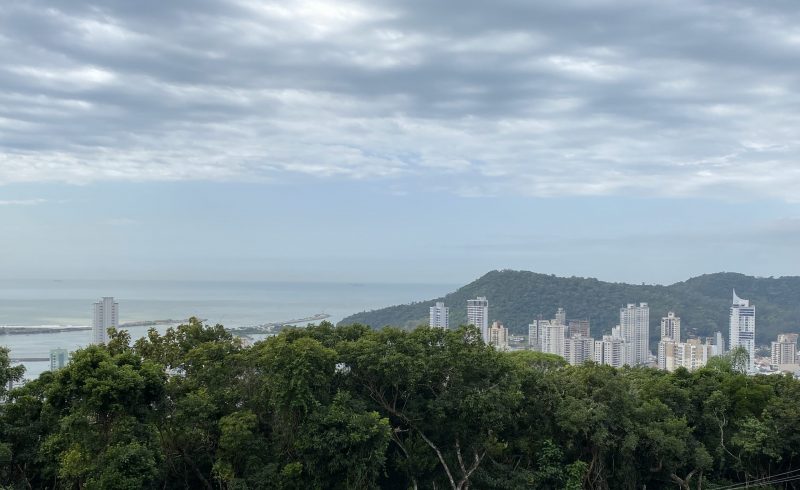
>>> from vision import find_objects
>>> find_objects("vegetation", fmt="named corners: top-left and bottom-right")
top-left (339, 270), bottom-right (800, 344)
top-left (2, 320), bottom-right (800, 489)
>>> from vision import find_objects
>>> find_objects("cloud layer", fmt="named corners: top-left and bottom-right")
top-left (2, 0), bottom-right (800, 199)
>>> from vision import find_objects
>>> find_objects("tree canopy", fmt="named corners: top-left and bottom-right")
top-left (1, 319), bottom-right (799, 489)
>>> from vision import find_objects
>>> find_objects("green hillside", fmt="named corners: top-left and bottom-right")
top-left (338, 270), bottom-right (800, 345)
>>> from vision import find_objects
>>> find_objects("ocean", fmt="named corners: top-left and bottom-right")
top-left (0, 279), bottom-right (457, 381)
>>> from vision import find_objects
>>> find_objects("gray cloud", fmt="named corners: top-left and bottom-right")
top-left (1, 0), bottom-right (800, 200)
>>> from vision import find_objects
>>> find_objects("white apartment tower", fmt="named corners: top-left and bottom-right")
top-left (92, 296), bottom-right (118, 345)
top-left (661, 312), bottom-right (681, 343)
top-left (528, 318), bottom-right (543, 352)
top-left (565, 336), bottom-right (594, 366)
top-left (540, 321), bottom-right (566, 357)
top-left (620, 303), bottom-right (650, 365)
top-left (729, 290), bottom-right (756, 372)
top-left (49, 348), bottom-right (69, 371)
top-left (467, 297), bottom-right (490, 342)
top-left (429, 302), bottom-right (449, 329)
top-left (594, 335), bottom-right (628, 368)
top-left (554, 307), bottom-right (566, 326)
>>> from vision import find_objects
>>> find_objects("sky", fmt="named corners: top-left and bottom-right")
top-left (1, 0), bottom-right (799, 285)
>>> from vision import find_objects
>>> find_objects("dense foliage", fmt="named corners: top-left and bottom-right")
top-left (340, 270), bottom-right (800, 344)
top-left (2, 320), bottom-right (800, 489)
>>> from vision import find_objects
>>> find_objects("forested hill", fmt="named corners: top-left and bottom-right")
top-left (338, 270), bottom-right (800, 344)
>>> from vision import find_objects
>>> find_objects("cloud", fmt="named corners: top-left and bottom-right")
top-left (1, 0), bottom-right (800, 200)
top-left (0, 199), bottom-right (47, 206)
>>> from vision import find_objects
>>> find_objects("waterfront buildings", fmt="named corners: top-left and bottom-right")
top-left (467, 297), bottom-right (489, 342)
top-left (92, 296), bottom-right (118, 345)
top-left (49, 348), bottom-right (69, 371)
top-left (488, 321), bottom-right (509, 351)
top-left (429, 302), bottom-right (449, 329)
top-left (729, 290), bottom-right (756, 372)
top-left (661, 312), bottom-right (681, 343)
top-left (620, 303), bottom-right (650, 365)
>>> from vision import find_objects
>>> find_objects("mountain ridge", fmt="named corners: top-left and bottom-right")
top-left (338, 270), bottom-right (800, 344)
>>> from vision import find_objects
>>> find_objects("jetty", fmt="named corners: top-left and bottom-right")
top-left (231, 313), bottom-right (330, 334)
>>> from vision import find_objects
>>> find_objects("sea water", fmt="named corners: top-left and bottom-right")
top-left (0, 279), bottom-right (457, 380)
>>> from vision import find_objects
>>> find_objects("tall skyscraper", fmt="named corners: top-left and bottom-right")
top-left (92, 296), bottom-right (118, 345)
top-left (714, 331), bottom-right (726, 354)
top-left (429, 302), bottom-right (449, 329)
top-left (467, 297), bottom-right (489, 342)
top-left (660, 311), bottom-right (681, 342)
top-left (528, 317), bottom-right (543, 352)
top-left (50, 348), bottom-right (69, 371)
top-left (620, 303), bottom-right (650, 365)
top-left (729, 290), bottom-right (755, 372)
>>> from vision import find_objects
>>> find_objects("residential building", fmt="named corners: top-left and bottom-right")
top-left (661, 312), bottom-right (681, 343)
top-left (554, 307), bottom-right (566, 326)
top-left (488, 321), bottom-right (509, 351)
top-left (49, 348), bottom-right (69, 371)
top-left (429, 302), bottom-right (449, 329)
top-left (528, 317), bottom-right (544, 352)
top-left (660, 338), bottom-right (716, 372)
top-left (467, 297), bottom-right (489, 342)
top-left (729, 290), bottom-right (756, 372)
top-left (658, 339), bottom-right (677, 371)
top-left (567, 319), bottom-right (590, 338)
top-left (620, 303), bottom-right (650, 365)
top-left (540, 321), bottom-right (565, 357)
top-left (92, 296), bottom-right (118, 345)
top-left (714, 331), bottom-right (726, 355)
top-left (594, 335), bottom-right (628, 368)
top-left (771, 334), bottom-right (798, 369)
top-left (565, 336), bottom-right (594, 365)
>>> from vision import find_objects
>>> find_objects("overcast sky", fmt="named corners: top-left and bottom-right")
top-left (1, 0), bottom-right (799, 284)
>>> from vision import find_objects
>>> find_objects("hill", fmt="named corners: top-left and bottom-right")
top-left (338, 270), bottom-right (800, 345)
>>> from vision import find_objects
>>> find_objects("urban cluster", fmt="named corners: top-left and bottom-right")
top-left (46, 296), bottom-right (117, 372)
top-left (429, 290), bottom-right (799, 374)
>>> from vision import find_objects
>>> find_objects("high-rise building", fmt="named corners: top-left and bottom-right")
top-left (528, 317), bottom-right (544, 352)
top-left (49, 348), bottom-right (69, 371)
top-left (554, 307), bottom-right (566, 326)
top-left (567, 319), bottom-right (590, 338)
top-left (594, 335), bottom-right (628, 368)
top-left (714, 331), bottom-right (726, 355)
top-left (488, 321), bottom-right (509, 351)
top-left (429, 302), bottom-right (449, 329)
top-left (467, 297), bottom-right (489, 342)
top-left (620, 303), bottom-right (650, 365)
top-left (729, 290), bottom-right (756, 372)
top-left (659, 338), bottom-right (717, 372)
top-left (92, 296), bottom-right (118, 345)
top-left (540, 321), bottom-right (565, 357)
top-left (660, 312), bottom-right (681, 343)
top-left (771, 334), bottom-right (798, 369)
top-left (565, 336), bottom-right (594, 365)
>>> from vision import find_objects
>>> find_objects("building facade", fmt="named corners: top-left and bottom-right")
top-left (594, 335), bottom-right (628, 368)
top-left (660, 312), bottom-right (681, 343)
top-left (729, 290), bottom-right (756, 372)
top-left (488, 321), bottom-right (509, 351)
top-left (620, 303), bottom-right (650, 365)
top-left (540, 321), bottom-right (565, 357)
top-left (565, 336), bottom-right (594, 365)
top-left (429, 302), bottom-right (450, 329)
top-left (467, 297), bottom-right (489, 342)
top-left (92, 296), bottom-right (118, 345)
top-left (771, 333), bottom-right (798, 369)
top-left (49, 348), bottom-right (69, 371)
